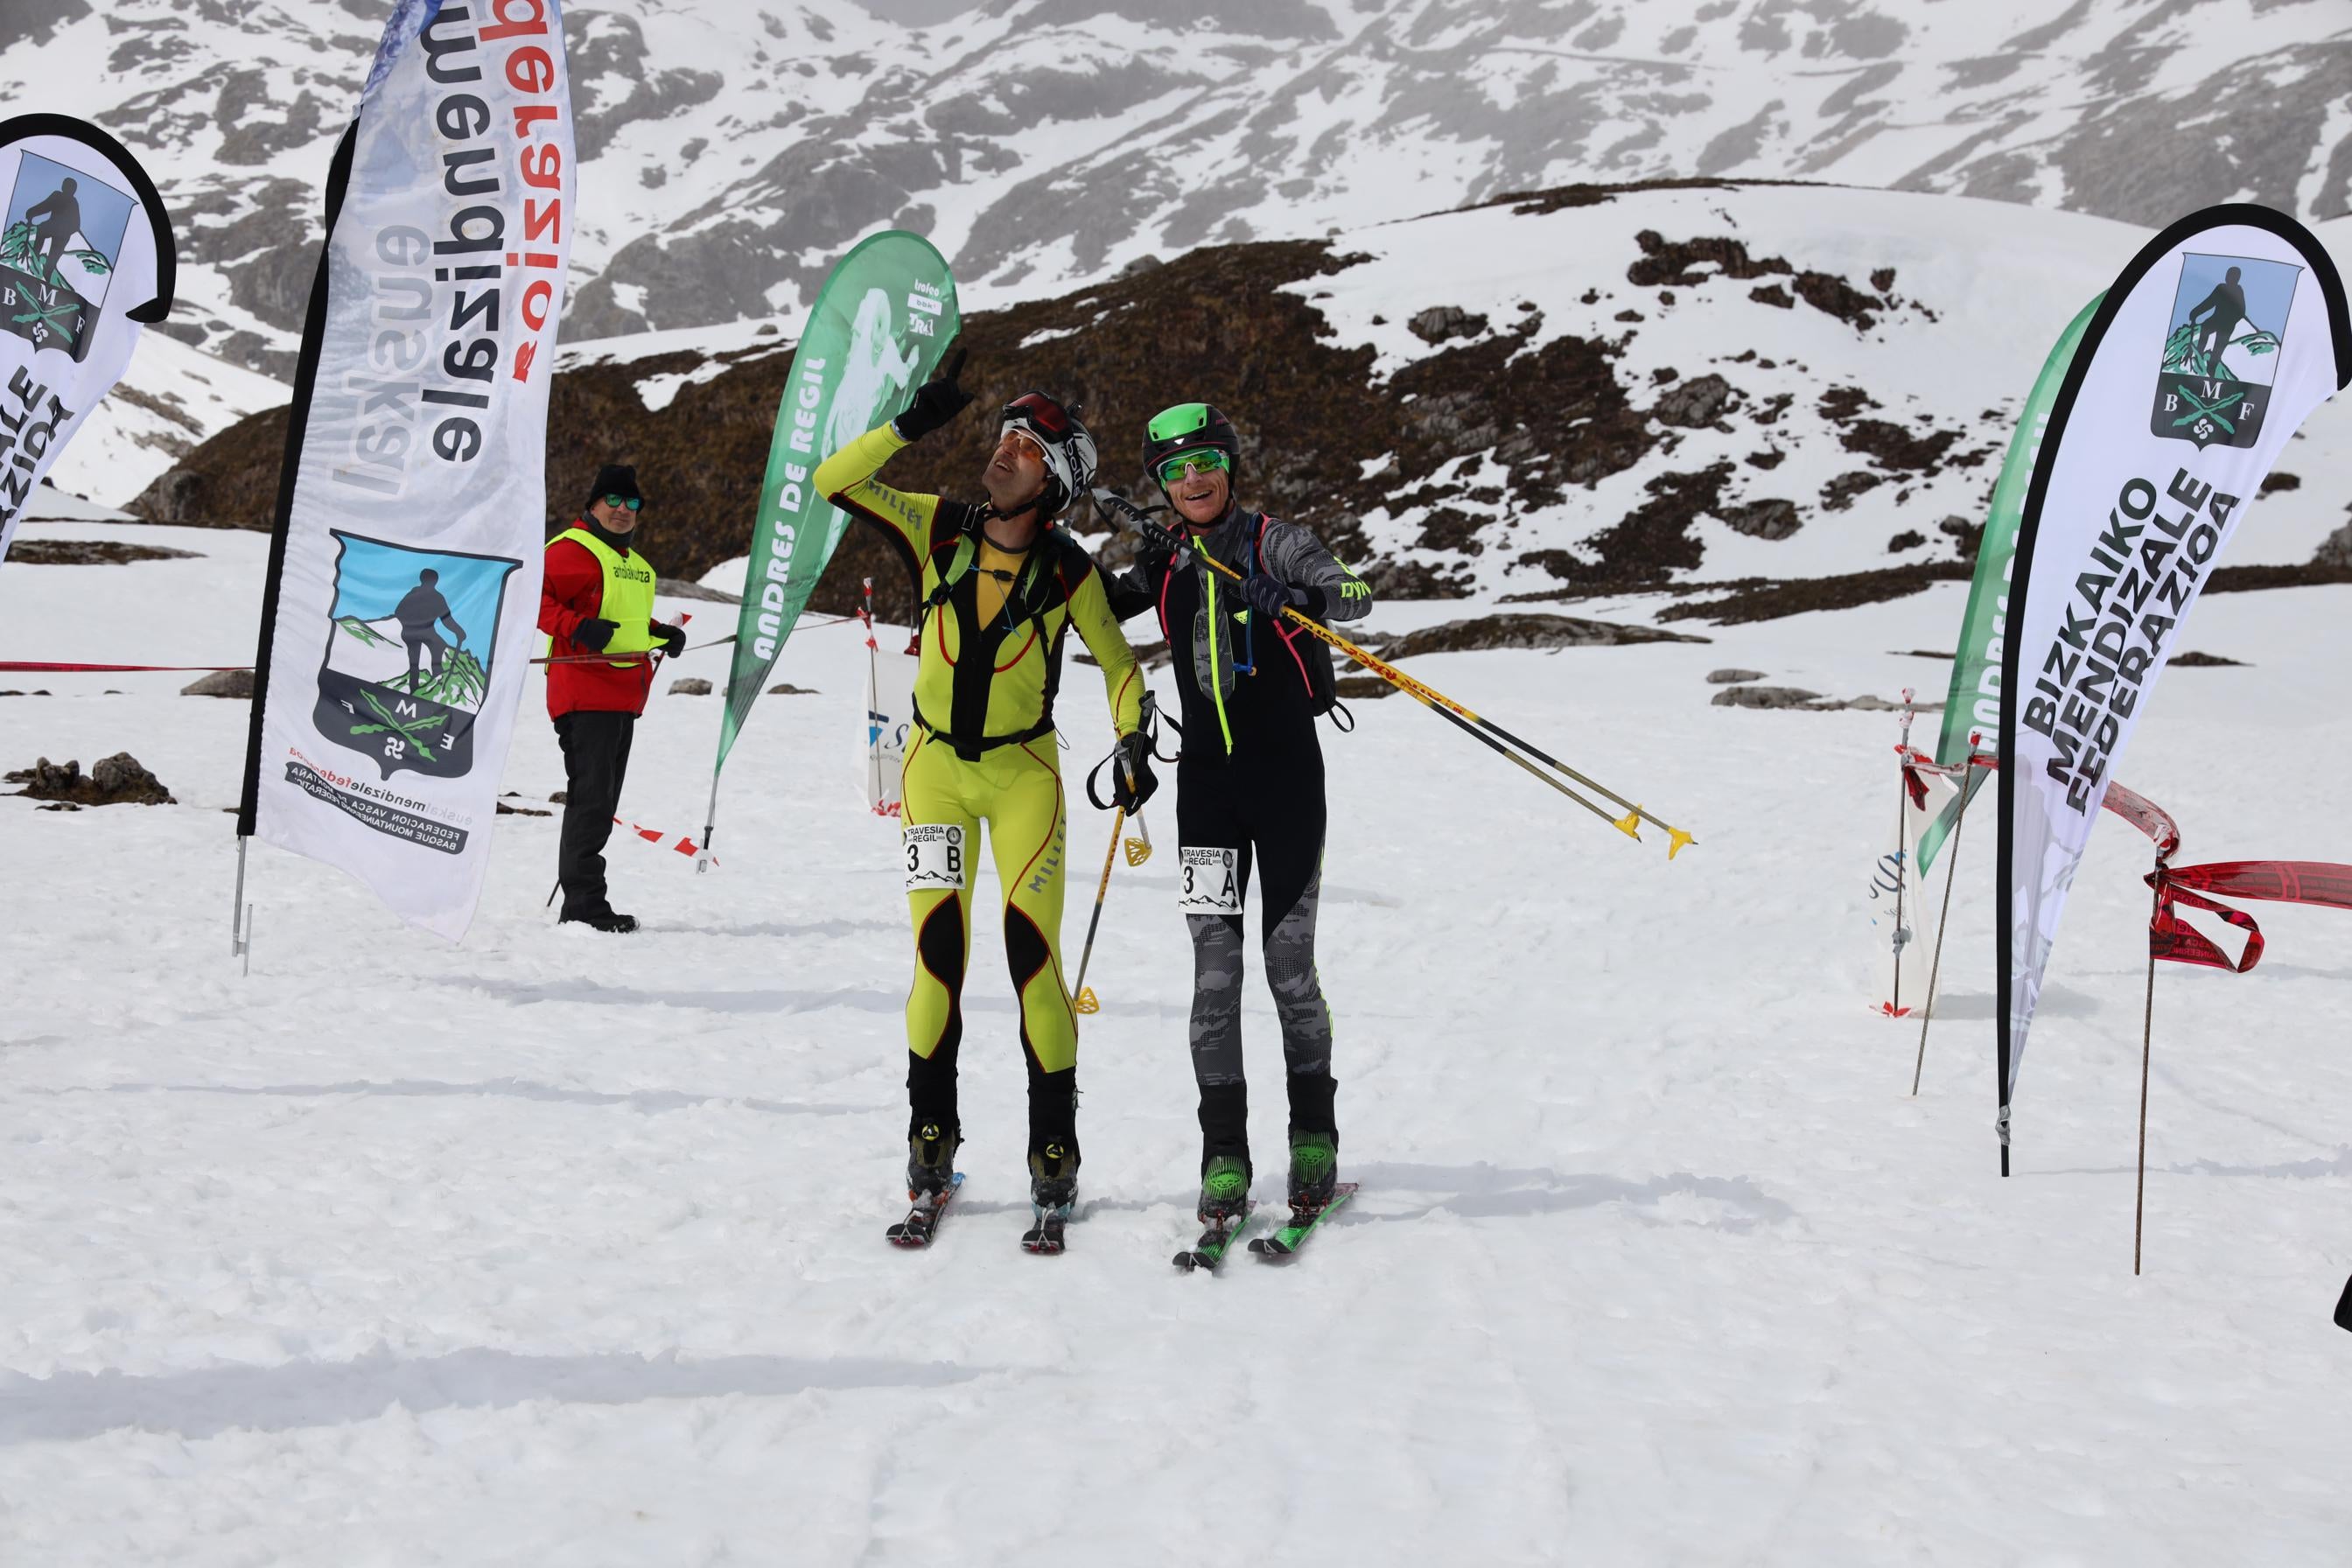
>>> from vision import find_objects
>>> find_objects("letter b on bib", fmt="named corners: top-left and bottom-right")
top-left (905, 822), bottom-right (967, 892)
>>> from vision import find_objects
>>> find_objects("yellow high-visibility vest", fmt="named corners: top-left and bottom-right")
top-left (548, 527), bottom-right (656, 668)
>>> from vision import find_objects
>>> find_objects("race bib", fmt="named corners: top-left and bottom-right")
top-left (904, 822), bottom-right (968, 892)
top-left (1176, 846), bottom-right (1243, 914)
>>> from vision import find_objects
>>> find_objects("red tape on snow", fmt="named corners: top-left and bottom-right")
top-left (615, 818), bottom-right (713, 866)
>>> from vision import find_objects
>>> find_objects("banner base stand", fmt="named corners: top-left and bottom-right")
top-left (230, 836), bottom-right (253, 976)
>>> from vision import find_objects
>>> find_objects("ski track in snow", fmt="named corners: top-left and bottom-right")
top-left (2, 522), bottom-right (2350, 1561)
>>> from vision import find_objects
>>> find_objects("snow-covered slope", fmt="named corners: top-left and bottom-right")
top-left (3, 517), bottom-right (2350, 1560)
top-left (29, 0), bottom-right (2352, 371)
top-left (45, 326), bottom-right (290, 508)
top-left (1286, 186), bottom-right (2352, 595)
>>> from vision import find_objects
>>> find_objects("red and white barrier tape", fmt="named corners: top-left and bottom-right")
top-left (0, 661), bottom-right (250, 673)
top-left (615, 817), bottom-right (715, 866)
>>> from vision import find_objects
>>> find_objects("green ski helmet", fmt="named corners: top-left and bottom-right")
top-left (1142, 402), bottom-right (1241, 494)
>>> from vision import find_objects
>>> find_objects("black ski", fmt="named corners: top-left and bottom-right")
top-left (1173, 1207), bottom-right (1255, 1271)
top-left (1248, 1182), bottom-right (1359, 1261)
top-left (1022, 1201), bottom-right (1073, 1255)
top-left (886, 1172), bottom-right (963, 1248)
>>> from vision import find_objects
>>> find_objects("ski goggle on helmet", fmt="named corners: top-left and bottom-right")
top-left (1142, 402), bottom-right (1241, 494)
top-left (997, 391), bottom-right (1097, 518)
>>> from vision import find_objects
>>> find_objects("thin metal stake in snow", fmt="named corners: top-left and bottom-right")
top-left (1890, 696), bottom-right (1917, 1018)
top-left (2135, 871), bottom-right (2162, 1277)
top-left (1913, 759), bottom-right (1981, 1095)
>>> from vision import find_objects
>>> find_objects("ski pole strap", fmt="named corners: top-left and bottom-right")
top-left (1083, 745), bottom-right (1130, 812)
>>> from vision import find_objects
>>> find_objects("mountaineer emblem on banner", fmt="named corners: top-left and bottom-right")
top-left (2150, 251), bottom-right (2302, 450)
top-left (314, 531), bottom-right (521, 780)
top-left (0, 150), bottom-right (136, 364)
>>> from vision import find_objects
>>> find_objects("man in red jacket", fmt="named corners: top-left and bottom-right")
top-left (539, 465), bottom-right (687, 933)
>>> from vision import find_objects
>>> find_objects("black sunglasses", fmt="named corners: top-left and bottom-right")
top-left (602, 494), bottom-right (642, 511)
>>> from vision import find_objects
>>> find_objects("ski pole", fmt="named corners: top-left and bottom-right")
top-left (1175, 528), bottom-right (1690, 854)
top-left (1124, 691), bottom-right (1158, 865)
top-left (1070, 732), bottom-right (1152, 1014)
top-left (1068, 802), bottom-right (1126, 1017)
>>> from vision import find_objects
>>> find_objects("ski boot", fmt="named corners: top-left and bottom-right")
top-left (887, 1121), bottom-right (962, 1247)
top-left (1197, 1153), bottom-right (1252, 1225)
top-left (1024, 1143), bottom-right (1078, 1254)
top-left (906, 1120), bottom-right (959, 1200)
top-left (1286, 1129), bottom-right (1339, 1215)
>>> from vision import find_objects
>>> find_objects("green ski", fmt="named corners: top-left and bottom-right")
top-left (1173, 1206), bottom-right (1256, 1272)
top-left (1247, 1182), bottom-right (1359, 1261)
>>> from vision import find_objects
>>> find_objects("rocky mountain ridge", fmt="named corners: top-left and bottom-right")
top-left (31, 0), bottom-right (2351, 386)
top-left (131, 180), bottom-right (2352, 630)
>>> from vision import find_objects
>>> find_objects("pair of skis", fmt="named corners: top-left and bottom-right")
top-left (1175, 1183), bottom-right (1360, 1270)
top-left (883, 1174), bottom-right (1071, 1255)
top-left (886, 1177), bottom-right (1359, 1265)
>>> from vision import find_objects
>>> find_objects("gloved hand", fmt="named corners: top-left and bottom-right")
top-left (573, 617), bottom-right (617, 652)
top-left (1093, 488), bottom-right (1184, 556)
top-left (1243, 573), bottom-right (1304, 621)
top-left (1109, 730), bottom-right (1158, 813)
top-left (653, 622), bottom-right (688, 656)
top-left (892, 346), bottom-right (973, 442)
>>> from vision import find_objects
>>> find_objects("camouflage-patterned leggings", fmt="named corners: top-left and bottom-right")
top-left (1178, 760), bottom-right (1335, 1156)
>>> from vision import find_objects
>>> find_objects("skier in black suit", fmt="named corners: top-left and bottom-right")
top-left (393, 569), bottom-right (466, 691)
top-left (24, 178), bottom-right (80, 276)
top-left (2187, 266), bottom-right (2246, 372)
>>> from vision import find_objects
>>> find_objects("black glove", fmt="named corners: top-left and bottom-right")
top-left (1093, 488), bottom-right (1184, 556)
top-left (1243, 574), bottom-right (1329, 622)
top-left (891, 346), bottom-right (973, 442)
top-left (653, 622), bottom-right (688, 656)
top-left (573, 617), bottom-right (617, 652)
top-left (1110, 731), bottom-right (1158, 813)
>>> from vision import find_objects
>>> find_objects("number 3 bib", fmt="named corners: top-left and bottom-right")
top-left (1176, 845), bottom-right (1243, 914)
top-left (904, 822), bottom-right (968, 892)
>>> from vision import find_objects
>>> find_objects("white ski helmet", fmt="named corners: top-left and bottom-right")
top-left (998, 391), bottom-right (1097, 519)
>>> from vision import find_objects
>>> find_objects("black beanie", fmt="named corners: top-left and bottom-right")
top-left (588, 464), bottom-right (643, 509)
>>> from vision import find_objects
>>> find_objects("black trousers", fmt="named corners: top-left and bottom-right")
top-left (555, 710), bottom-right (635, 916)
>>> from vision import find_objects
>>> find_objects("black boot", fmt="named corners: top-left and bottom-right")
top-left (1027, 1060), bottom-right (1079, 1211)
top-left (558, 906), bottom-right (638, 934)
top-left (906, 1117), bottom-right (960, 1200)
top-left (1196, 1079), bottom-right (1250, 1175)
top-left (1286, 1071), bottom-right (1339, 1211)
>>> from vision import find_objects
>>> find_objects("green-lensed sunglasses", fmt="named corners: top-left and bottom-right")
top-left (1155, 449), bottom-right (1230, 487)
top-left (603, 494), bottom-right (643, 511)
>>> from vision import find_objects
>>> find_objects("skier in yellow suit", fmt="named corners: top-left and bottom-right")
top-left (816, 349), bottom-right (1153, 1231)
